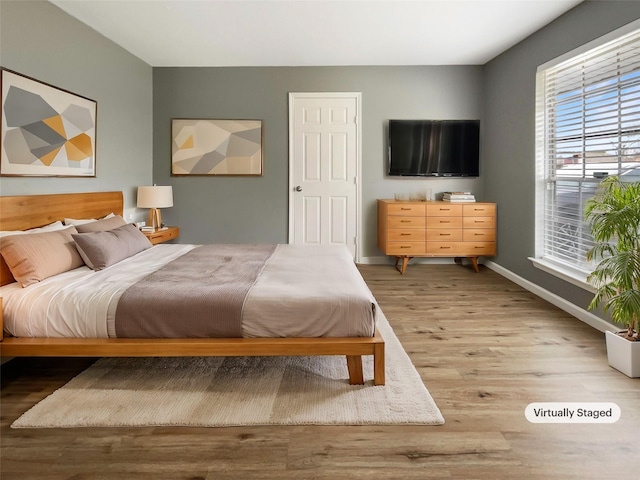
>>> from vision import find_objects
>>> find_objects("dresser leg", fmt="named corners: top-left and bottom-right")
top-left (470, 257), bottom-right (480, 273)
top-left (395, 256), bottom-right (411, 274)
top-left (454, 256), bottom-right (480, 272)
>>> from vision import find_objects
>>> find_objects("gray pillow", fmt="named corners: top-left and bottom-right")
top-left (75, 215), bottom-right (127, 233)
top-left (72, 223), bottom-right (152, 271)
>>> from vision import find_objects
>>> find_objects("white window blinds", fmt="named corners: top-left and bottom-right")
top-left (535, 25), bottom-right (640, 275)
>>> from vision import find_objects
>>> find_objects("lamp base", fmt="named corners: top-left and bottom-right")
top-left (147, 208), bottom-right (163, 230)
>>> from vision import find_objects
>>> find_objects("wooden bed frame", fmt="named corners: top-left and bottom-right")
top-left (0, 191), bottom-right (385, 386)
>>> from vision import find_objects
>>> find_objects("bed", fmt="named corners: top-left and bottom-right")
top-left (0, 191), bottom-right (385, 386)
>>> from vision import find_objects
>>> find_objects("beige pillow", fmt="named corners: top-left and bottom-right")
top-left (75, 215), bottom-right (127, 233)
top-left (72, 223), bottom-right (152, 271)
top-left (0, 226), bottom-right (84, 287)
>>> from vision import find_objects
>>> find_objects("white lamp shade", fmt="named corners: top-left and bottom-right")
top-left (137, 186), bottom-right (173, 208)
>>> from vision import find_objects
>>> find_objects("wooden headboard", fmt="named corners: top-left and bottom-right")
top-left (0, 191), bottom-right (124, 286)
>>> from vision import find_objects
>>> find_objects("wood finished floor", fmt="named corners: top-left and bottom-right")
top-left (1, 264), bottom-right (638, 480)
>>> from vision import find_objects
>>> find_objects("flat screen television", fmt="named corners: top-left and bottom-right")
top-left (388, 119), bottom-right (480, 177)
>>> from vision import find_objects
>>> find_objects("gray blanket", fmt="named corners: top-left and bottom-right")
top-left (114, 244), bottom-right (276, 338)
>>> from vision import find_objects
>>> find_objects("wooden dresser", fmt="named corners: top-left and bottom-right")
top-left (377, 199), bottom-right (496, 273)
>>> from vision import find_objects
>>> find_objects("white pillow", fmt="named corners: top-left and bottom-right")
top-left (0, 221), bottom-right (66, 238)
top-left (64, 218), bottom-right (96, 226)
top-left (64, 213), bottom-right (115, 226)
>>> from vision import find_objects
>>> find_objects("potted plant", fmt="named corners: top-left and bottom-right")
top-left (584, 175), bottom-right (640, 377)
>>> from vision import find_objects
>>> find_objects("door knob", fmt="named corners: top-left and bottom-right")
top-left (295, 186), bottom-right (302, 192)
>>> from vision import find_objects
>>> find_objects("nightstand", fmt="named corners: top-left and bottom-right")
top-left (142, 226), bottom-right (180, 245)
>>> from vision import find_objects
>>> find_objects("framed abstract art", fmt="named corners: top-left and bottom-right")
top-left (171, 118), bottom-right (263, 176)
top-left (1, 68), bottom-right (97, 177)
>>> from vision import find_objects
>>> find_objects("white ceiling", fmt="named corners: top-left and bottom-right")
top-left (50, 0), bottom-right (583, 67)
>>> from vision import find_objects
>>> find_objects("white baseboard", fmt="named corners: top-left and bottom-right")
top-left (483, 260), bottom-right (615, 333)
top-left (357, 256), bottom-right (391, 265)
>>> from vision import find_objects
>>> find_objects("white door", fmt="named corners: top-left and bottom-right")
top-left (288, 93), bottom-right (361, 260)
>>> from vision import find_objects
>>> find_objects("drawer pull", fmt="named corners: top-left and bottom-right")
top-left (400, 246), bottom-right (411, 249)
top-left (400, 233), bottom-right (411, 236)
top-left (475, 233), bottom-right (484, 236)
top-left (400, 207), bottom-right (412, 210)
top-left (401, 220), bottom-right (411, 223)
top-left (440, 233), bottom-right (451, 236)
top-left (440, 246), bottom-right (451, 249)
top-left (440, 220), bottom-right (451, 223)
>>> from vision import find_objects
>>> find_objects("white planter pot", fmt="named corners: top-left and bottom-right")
top-left (605, 330), bottom-right (640, 378)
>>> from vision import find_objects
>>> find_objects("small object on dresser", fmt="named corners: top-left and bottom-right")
top-left (140, 226), bottom-right (155, 232)
top-left (443, 191), bottom-right (475, 202)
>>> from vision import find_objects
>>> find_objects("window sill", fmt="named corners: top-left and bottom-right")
top-left (528, 257), bottom-right (595, 293)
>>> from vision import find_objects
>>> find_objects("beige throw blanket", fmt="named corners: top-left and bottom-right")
top-left (115, 244), bottom-right (276, 338)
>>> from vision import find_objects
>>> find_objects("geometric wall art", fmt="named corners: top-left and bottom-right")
top-left (171, 119), bottom-right (262, 176)
top-left (1, 68), bottom-right (97, 177)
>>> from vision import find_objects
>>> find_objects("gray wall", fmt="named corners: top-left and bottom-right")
top-left (153, 66), bottom-right (484, 255)
top-left (0, 1), bottom-right (153, 215)
top-left (483, 0), bottom-right (640, 312)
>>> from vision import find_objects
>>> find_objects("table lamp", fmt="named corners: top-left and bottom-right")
top-left (137, 185), bottom-right (173, 230)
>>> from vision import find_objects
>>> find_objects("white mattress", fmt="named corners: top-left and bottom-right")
top-left (0, 244), bottom-right (377, 339)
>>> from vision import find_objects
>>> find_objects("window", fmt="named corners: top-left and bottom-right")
top-left (534, 22), bottom-right (640, 283)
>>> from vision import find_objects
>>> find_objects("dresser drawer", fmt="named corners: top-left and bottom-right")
top-left (463, 216), bottom-right (496, 229)
top-left (425, 241), bottom-right (468, 255)
top-left (426, 241), bottom-right (495, 256)
top-left (387, 229), bottom-right (426, 242)
top-left (387, 203), bottom-right (426, 216)
top-left (463, 229), bottom-right (496, 242)
top-left (427, 204), bottom-right (463, 216)
top-left (387, 216), bottom-right (426, 229)
top-left (426, 216), bottom-right (463, 229)
top-left (465, 242), bottom-right (496, 256)
top-left (426, 229), bottom-right (463, 242)
top-left (463, 204), bottom-right (496, 216)
top-left (386, 242), bottom-right (426, 255)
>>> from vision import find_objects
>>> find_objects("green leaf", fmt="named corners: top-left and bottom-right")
top-left (585, 176), bottom-right (640, 331)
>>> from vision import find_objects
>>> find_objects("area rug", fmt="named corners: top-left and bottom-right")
top-left (11, 312), bottom-right (444, 428)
